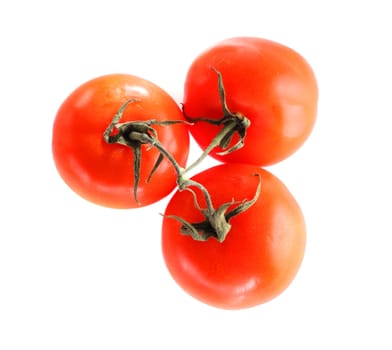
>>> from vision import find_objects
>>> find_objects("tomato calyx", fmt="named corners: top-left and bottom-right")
top-left (165, 173), bottom-right (261, 242)
top-left (103, 99), bottom-right (187, 204)
top-left (183, 68), bottom-right (250, 165)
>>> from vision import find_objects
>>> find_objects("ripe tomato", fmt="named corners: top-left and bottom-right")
top-left (183, 37), bottom-right (318, 166)
top-left (161, 163), bottom-right (306, 309)
top-left (52, 74), bottom-right (189, 209)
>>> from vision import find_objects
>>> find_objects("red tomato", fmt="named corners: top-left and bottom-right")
top-left (52, 74), bottom-right (189, 209)
top-left (183, 37), bottom-right (318, 166)
top-left (161, 163), bottom-right (306, 309)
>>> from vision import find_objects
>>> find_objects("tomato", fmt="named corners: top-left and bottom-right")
top-left (161, 163), bottom-right (306, 309)
top-left (183, 37), bottom-right (318, 166)
top-left (52, 74), bottom-right (189, 209)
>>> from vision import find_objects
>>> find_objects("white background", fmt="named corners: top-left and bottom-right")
top-left (1, 0), bottom-right (391, 349)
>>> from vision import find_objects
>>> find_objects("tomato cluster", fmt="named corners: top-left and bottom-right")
top-left (52, 37), bottom-right (318, 309)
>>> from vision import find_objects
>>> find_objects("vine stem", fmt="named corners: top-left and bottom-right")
top-left (138, 135), bottom-right (215, 214)
top-left (182, 120), bottom-right (238, 176)
top-left (103, 68), bottom-right (258, 242)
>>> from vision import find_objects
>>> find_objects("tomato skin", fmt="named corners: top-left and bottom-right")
top-left (161, 163), bottom-right (306, 309)
top-left (183, 37), bottom-right (318, 166)
top-left (52, 74), bottom-right (189, 209)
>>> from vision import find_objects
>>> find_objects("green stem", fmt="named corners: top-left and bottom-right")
top-left (143, 136), bottom-right (184, 179)
top-left (151, 140), bottom-right (215, 214)
top-left (183, 120), bottom-right (238, 176)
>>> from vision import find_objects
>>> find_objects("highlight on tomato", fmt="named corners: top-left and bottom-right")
top-left (183, 36), bottom-right (318, 166)
top-left (161, 163), bottom-right (306, 310)
top-left (52, 74), bottom-right (189, 209)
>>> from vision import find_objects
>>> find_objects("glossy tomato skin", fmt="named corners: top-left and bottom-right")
top-left (162, 163), bottom-right (306, 309)
top-left (52, 74), bottom-right (189, 209)
top-left (183, 37), bottom-right (318, 166)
